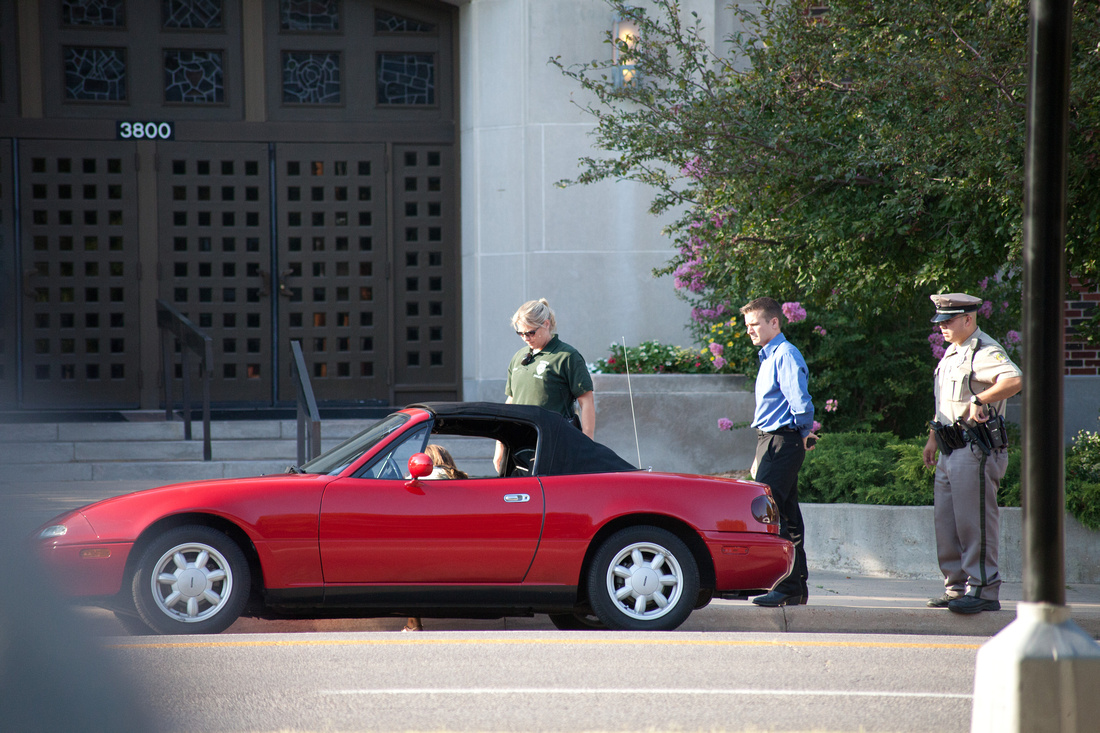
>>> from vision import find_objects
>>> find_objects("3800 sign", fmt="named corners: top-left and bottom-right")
top-left (116, 121), bottom-right (175, 140)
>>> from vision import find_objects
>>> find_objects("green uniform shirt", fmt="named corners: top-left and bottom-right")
top-left (505, 335), bottom-right (593, 419)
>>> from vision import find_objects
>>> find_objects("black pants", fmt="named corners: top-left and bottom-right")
top-left (755, 429), bottom-right (808, 596)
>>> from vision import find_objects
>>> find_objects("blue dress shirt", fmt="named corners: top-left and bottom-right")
top-left (751, 333), bottom-right (815, 437)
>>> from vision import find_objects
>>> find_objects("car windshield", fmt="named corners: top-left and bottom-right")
top-left (300, 413), bottom-right (411, 475)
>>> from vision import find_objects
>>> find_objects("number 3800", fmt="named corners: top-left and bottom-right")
top-left (118, 122), bottom-right (174, 140)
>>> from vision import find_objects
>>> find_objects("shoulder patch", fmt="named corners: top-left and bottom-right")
top-left (992, 352), bottom-right (1007, 363)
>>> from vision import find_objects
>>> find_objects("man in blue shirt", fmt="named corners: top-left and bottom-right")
top-left (741, 297), bottom-right (817, 607)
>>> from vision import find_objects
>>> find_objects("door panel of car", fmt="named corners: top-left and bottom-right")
top-left (319, 475), bottom-right (545, 584)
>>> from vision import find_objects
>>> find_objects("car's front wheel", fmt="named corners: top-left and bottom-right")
top-left (130, 525), bottom-right (250, 635)
top-left (587, 526), bottom-right (699, 631)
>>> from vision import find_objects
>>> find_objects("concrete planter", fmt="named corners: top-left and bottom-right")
top-left (804, 504), bottom-right (1100, 585)
top-left (592, 373), bottom-right (754, 474)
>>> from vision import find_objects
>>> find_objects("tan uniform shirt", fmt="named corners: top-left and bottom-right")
top-left (933, 327), bottom-right (1022, 425)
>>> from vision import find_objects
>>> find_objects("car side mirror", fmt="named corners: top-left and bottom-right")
top-left (408, 453), bottom-right (433, 480)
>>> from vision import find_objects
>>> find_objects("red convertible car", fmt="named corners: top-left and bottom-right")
top-left (33, 402), bottom-right (793, 634)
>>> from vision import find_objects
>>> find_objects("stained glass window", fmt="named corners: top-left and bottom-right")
top-left (162, 0), bottom-right (223, 29)
top-left (164, 50), bottom-right (224, 103)
top-left (282, 52), bottom-right (341, 104)
top-left (377, 53), bottom-right (434, 106)
top-left (64, 47), bottom-right (127, 101)
top-left (62, 0), bottom-right (126, 27)
top-left (375, 10), bottom-right (435, 34)
top-left (280, 0), bottom-right (339, 31)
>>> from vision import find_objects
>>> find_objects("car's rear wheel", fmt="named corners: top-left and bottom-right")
top-left (587, 526), bottom-right (699, 631)
top-left (547, 611), bottom-right (607, 631)
top-left (130, 525), bottom-right (250, 635)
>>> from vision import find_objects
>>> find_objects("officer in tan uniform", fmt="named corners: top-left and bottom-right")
top-left (922, 293), bottom-right (1023, 614)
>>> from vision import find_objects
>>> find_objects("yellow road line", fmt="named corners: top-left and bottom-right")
top-left (110, 637), bottom-right (981, 651)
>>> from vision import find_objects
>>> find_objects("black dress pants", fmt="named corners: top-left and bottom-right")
top-left (755, 429), bottom-right (808, 596)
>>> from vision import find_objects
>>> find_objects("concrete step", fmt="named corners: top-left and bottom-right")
top-left (1, 419), bottom-right (496, 483)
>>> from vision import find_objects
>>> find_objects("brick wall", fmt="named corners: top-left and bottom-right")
top-left (1066, 277), bottom-right (1100, 375)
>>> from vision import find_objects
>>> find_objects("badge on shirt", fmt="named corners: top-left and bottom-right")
top-left (535, 361), bottom-right (549, 380)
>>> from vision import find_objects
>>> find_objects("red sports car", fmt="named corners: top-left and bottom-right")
top-left (33, 402), bottom-right (793, 634)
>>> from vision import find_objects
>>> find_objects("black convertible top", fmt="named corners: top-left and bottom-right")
top-left (409, 402), bottom-right (636, 476)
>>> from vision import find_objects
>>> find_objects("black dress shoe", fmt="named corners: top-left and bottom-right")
top-left (752, 590), bottom-right (807, 607)
top-left (947, 596), bottom-right (1000, 614)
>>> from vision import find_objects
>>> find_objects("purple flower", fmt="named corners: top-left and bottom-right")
top-left (709, 342), bottom-right (724, 356)
top-left (782, 302), bottom-right (807, 323)
top-left (812, 421), bottom-right (822, 433)
top-left (928, 331), bottom-right (945, 345)
top-left (718, 417), bottom-right (734, 431)
top-left (979, 277), bottom-right (989, 291)
top-left (825, 399), bottom-right (838, 413)
top-left (979, 300), bottom-right (993, 318)
top-left (813, 325), bottom-right (827, 336)
top-left (712, 356), bottom-right (727, 370)
top-left (932, 344), bottom-right (946, 360)
top-left (1005, 330), bottom-right (1022, 345)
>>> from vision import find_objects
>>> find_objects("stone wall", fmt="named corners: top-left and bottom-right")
top-left (804, 503), bottom-right (1100, 585)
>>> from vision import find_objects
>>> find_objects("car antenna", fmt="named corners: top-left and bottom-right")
top-left (621, 337), bottom-right (643, 468)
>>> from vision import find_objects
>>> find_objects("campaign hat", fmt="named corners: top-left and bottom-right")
top-left (929, 293), bottom-right (982, 323)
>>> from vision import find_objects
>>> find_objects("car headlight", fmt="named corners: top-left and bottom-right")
top-left (39, 525), bottom-right (69, 539)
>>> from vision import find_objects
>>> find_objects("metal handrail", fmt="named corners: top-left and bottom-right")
top-left (289, 340), bottom-right (322, 464)
top-left (156, 299), bottom-right (213, 461)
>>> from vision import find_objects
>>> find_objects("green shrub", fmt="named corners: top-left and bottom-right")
top-left (797, 428), bottom-right (1100, 530)
top-left (1066, 429), bottom-right (1100, 530)
top-left (799, 431), bottom-right (1021, 508)
top-left (590, 340), bottom-right (714, 374)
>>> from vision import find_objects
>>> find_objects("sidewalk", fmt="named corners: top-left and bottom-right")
top-left (72, 570), bottom-right (1100, 638)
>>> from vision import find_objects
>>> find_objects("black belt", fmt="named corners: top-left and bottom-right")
top-left (758, 426), bottom-right (799, 436)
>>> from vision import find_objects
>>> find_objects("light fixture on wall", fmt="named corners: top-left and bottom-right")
top-left (612, 11), bottom-right (640, 88)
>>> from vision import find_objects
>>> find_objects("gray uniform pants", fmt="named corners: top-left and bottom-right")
top-left (933, 443), bottom-right (1007, 600)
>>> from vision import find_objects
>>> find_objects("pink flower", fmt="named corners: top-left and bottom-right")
top-left (813, 325), bottom-right (827, 336)
top-left (812, 421), bottom-right (822, 433)
top-left (718, 418), bottom-right (734, 431)
top-left (979, 277), bottom-right (989, 291)
top-left (681, 156), bottom-right (708, 181)
top-left (712, 356), bottom-right (727, 370)
top-left (709, 342), bottom-right (724, 356)
top-left (1005, 330), bottom-right (1022, 345)
top-left (825, 399), bottom-right (838, 412)
top-left (782, 302), bottom-right (807, 323)
top-left (979, 300), bottom-right (993, 318)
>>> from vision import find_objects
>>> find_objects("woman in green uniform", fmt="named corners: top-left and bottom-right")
top-left (494, 299), bottom-right (595, 471)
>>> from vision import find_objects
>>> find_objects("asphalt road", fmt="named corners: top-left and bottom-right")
top-left (89, 630), bottom-right (977, 733)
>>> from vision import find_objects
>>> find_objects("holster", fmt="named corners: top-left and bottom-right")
top-left (929, 420), bottom-right (967, 455)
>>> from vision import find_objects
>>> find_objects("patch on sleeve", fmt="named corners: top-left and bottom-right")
top-left (992, 352), bottom-right (1007, 363)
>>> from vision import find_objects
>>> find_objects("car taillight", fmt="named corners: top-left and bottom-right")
top-left (751, 494), bottom-right (779, 525)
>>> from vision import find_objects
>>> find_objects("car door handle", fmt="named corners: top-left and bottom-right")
top-left (503, 493), bottom-right (530, 503)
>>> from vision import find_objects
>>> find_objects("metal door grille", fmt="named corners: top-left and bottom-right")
top-left (0, 142), bottom-right (15, 409)
top-left (392, 144), bottom-right (458, 402)
top-left (19, 140), bottom-right (142, 408)
top-left (275, 143), bottom-right (390, 403)
top-left (157, 143), bottom-right (272, 404)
